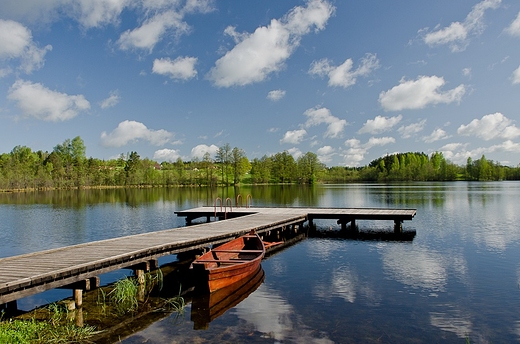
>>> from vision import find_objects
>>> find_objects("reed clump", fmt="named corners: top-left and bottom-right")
top-left (0, 307), bottom-right (96, 344)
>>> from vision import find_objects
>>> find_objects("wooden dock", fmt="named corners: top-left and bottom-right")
top-left (0, 206), bottom-right (415, 310)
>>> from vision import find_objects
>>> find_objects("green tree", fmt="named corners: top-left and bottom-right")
top-left (124, 151), bottom-right (141, 185)
top-left (251, 155), bottom-right (272, 183)
top-left (230, 147), bottom-right (250, 185)
top-left (271, 151), bottom-right (296, 183)
top-left (216, 143), bottom-right (231, 185)
top-left (297, 152), bottom-right (324, 184)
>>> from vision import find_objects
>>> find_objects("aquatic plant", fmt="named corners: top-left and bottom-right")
top-left (0, 317), bottom-right (96, 344)
top-left (107, 277), bottom-right (139, 314)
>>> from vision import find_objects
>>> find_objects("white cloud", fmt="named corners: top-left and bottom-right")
top-left (309, 53), bottom-right (380, 88)
top-left (0, 19), bottom-right (52, 74)
top-left (0, 20), bottom-right (30, 58)
top-left (207, 0), bottom-right (334, 87)
top-left (100, 90), bottom-right (120, 109)
top-left (457, 112), bottom-right (520, 140)
top-left (0, 0), bottom-right (126, 28)
top-left (489, 140), bottom-right (520, 153)
top-left (152, 56), bottom-right (197, 80)
top-left (117, 1), bottom-right (214, 52)
top-left (8, 79), bottom-right (90, 121)
top-left (439, 140), bottom-right (520, 165)
top-left (462, 68), bottom-right (472, 77)
top-left (422, 0), bottom-right (501, 52)
top-left (512, 66), bottom-right (520, 85)
top-left (303, 106), bottom-right (347, 138)
top-left (118, 11), bottom-right (189, 52)
top-left (70, 0), bottom-right (127, 29)
top-left (267, 89), bottom-right (286, 101)
top-left (190, 144), bottom-right (219, 159)
top-left (153, 148), bottom-right (181, 162)
top-left (379, 75), bottom-right (466, 111)
top-left (423, 128), bottom-right (450, 143)
top-left (280, 129), bottom-right (307, 144)
top-left (505, 11), bottom-right (520, 37)
top-left (287, 147), bottom-right (302, 159)
top-left (398, 119), bottom-right (427, 138)
top-left (342, 136), bottom-right (395, 166)
top-left (316, 145), bottom-right (335, 163)
top-left (100, 120), bottom-right (173, 147)
top-left (358, 115), bottom-right (402, 134)
top-left (438, 143), bottom-right (471, 164)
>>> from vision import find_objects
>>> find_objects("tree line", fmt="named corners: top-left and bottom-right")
top-left (1, 137), bottom-right (519, 191)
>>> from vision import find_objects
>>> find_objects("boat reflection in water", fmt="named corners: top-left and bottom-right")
top-left (191, 266), bottom-right (265, 330)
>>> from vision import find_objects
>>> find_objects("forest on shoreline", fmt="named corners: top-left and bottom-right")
top-left (1, 136), bottom-right (519, 191)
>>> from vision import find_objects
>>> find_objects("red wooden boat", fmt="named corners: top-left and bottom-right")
top-left (191, 266), bottom-right (265, 330)
top-left (191, 231), bottom-right (265, 293)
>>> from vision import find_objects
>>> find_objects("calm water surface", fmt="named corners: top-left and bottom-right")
top-left (1, 183), bottom-right (519, 343)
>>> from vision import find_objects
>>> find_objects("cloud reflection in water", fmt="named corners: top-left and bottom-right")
top-left (381, 244), bottom-right (468, 292)
top-left (234, 284), bottom-right (334, 343)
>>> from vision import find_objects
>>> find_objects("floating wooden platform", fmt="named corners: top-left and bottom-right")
top-left (0, 206), bottom-right (415, 309)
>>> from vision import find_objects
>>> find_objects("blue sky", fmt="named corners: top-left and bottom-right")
top-left (1, 0), bottom-right (520, 167)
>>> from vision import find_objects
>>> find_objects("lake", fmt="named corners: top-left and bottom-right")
top-left (1, 182), bottom-right (519, 343)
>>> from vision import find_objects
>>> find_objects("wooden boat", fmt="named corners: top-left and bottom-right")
top-left (191, 266), bottom-right (264, 330)
top-left (191, 230), bottom-right (265, 293)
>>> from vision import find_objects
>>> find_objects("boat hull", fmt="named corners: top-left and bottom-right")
top-left (191, 265), bottom-right (265, 330)
top-left (191, 232), bottom-right (265, 293)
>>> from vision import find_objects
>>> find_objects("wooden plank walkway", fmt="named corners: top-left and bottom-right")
top-left (0, 211), bottom-right (307, 305)
top-left (0, 206), bottom-right (415, 307)
top-left (176, 206), bottom-right (417, 226)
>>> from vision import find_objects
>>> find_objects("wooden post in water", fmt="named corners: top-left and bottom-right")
top-left (131, 259), bottom-right (158, 302)
top-left (0, 300), bottom-right (18, 314)
top-left (74, 289), bottom-right (83, 308)
top-left (394, 220), bottom-right (402, 234)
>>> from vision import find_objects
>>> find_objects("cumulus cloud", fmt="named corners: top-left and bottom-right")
top-left (457, 112), bottom-right (520, 140)
top-left (69, 0), bottom-right (127, 29)
top-left (398, 119), bottom-right (427, 138)
top-left (118, 11), bottom-right (188, 52)
top-left (152, 56), bottom-right (197, 80)
top-left (423, 128), bottom-right (450, 143)
top-left (8, 79), bottom-right (90, 121)
top-left (379, 75), bottom-right (466, 111)
top-left (153, 148), bottom-right (181, 162)
top-left (512, 66), bottom-right (520, 84)
top-left (190, 144), bottom-right (219, 159)
top-left (288, 147), bottom-right (303, 159)
top-left (0, 0), bottom-right (126, 28)
top-left (267, 89), bottom-right (286, 101)
top-left (117, 1), bottom-right (214, 52)
top-left (316, 145), bottom-right (335, 163)
top-left (100, 120), bottom-right (173, 147)
top-left (505, 11), bottom-right (520, 37)
top-left (422, 0), bottom-right (501, 52)
top-left (309, 53), bottom-right (380, 88)
top-left (342, 136), bottom-right (395, 166)
top-left (207, 0), bottom-right (334, 87)
top-left (100, 90), bottom-right (120, 109)
top-left (440, 140), bottom-right (520, 165)
top-left (358, 115), bottom-right (402, 134)
top-left (280, 129), bottom-right (307, 144)
top-left (0, 19), bottom-right (52, 74)
top-left (304, 106), bottom-right (347, 138)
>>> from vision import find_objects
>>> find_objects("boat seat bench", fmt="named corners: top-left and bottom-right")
top-left (192, 259), bottom-right (251, 263)
top-left (211, 249), bottom-right (263, 253)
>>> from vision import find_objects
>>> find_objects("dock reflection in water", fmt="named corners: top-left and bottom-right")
top-left (191, 266), bottom-right (265, 330)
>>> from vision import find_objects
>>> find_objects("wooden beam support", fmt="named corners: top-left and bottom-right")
top-left (58, 277), bottom-right (100, 291)
top-left (394, 220), bottom-right (403, 234)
